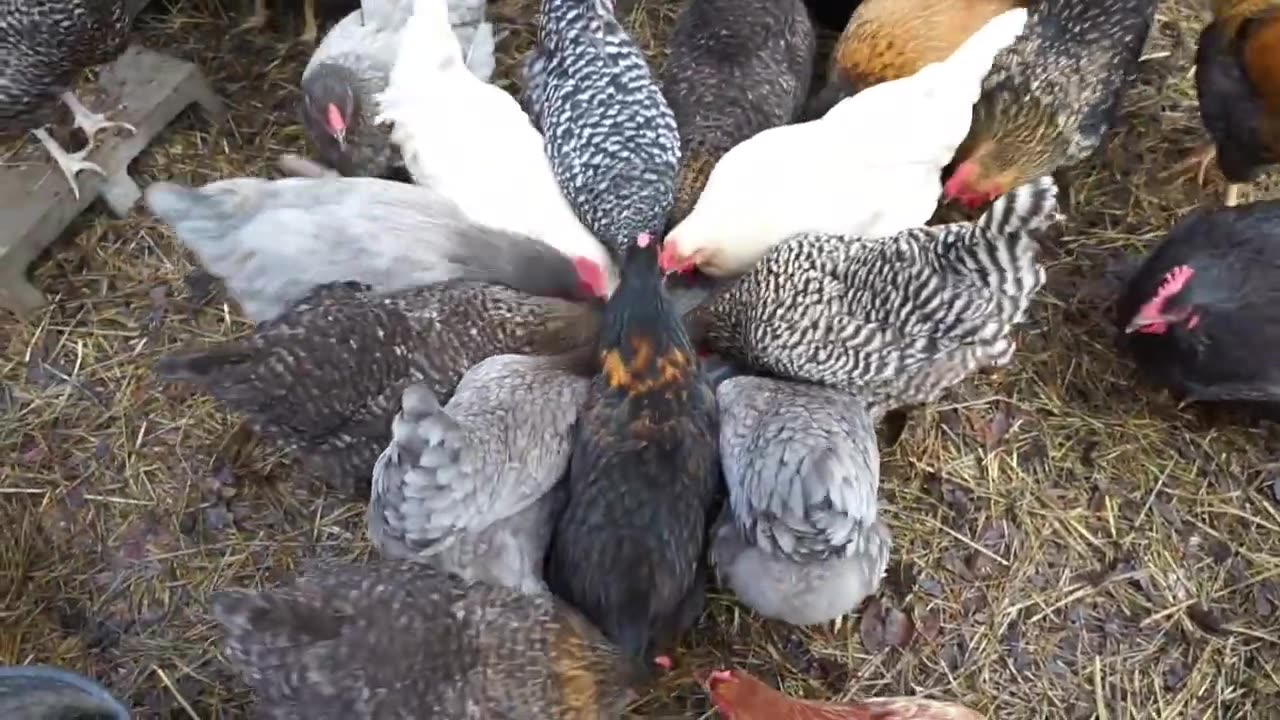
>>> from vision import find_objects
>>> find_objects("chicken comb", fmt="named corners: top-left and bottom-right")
top-left (325, 103), bottom-right (346, 134)
top-left (573, 257), bottom-right (608, 298)
top-left (1154, 264), bottom-right (1194, 304)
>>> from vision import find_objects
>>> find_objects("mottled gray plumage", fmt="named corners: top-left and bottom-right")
top-left (709, 376), bottom-right (891, 626)
top-left (659, 0), bottom-right (815, 225)
top-left (369, 353), bottom-right (591, 594)
top-left (522, 0), bottom-right (680, 250)
top-left (300, 0), bottom-right (413, 178)
top-left (688, 176), bottom-right (1061, 418)
top-left (0, 0), bottom-right (130, 130)
top-left (143, 176), bottom-right (601, 324)
top-left (155, 281), bottom-right (602, 497)
top-left (212, 560), bottom-right (642, 720)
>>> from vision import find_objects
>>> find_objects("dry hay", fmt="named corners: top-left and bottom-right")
top-left (2, 0), bottom-right (1279, 717)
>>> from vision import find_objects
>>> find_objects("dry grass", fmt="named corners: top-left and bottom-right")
top-left (2, 0), bottom-right (1279, 717)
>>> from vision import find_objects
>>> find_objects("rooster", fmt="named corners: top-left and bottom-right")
top-left (0, 0), bottom-right (137, 200)
top-left (686, 176), bottom-right (1060, 417)
top-left (1191, 0), bottom-right (1280, 207)
top-left (548, 235), bottom-right (721, 671)
top-left (1116, 200), bottom-right (1280, 415)
top-left (522, 0), bottom-right (681, 253)
top-left (700, 668), bottom-right (986, 720)
top-left (808, 0), bottom-right (1027, 119)
top-left (942, 0), bottom-right (1158, 210)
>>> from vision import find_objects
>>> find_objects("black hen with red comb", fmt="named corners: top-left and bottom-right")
top-left (547, 234), bottom-right (721, 673)
top-left (1116, 200), bottom-right (1280, 415)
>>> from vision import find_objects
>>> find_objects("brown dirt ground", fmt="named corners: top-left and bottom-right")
top-left (3, 0), bottom-right (1280, 717)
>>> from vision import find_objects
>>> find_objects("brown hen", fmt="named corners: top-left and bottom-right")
top-left (701, 669), bottom-right (986, 720)
top-left (1193, 0), bottom-right (1280, 206)
top-left (809, 0), bottom-right (1025, 118)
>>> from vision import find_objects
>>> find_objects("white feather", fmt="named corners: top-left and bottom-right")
top-left (664, 7), bottom-right (1030, 278)
top-left (375, 0), bottom-right (618, 291)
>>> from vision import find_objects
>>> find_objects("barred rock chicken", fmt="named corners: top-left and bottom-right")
top-left (369, 353), bottom-right (591, 594)
top-left (711, 376), bottom-right (891, 626)
top-left (1116, 201), bottom-right (1280, 414)
top-left (686, 177), bottom-right (1060, 417)
top-left (700, 668), bottom-right (986, 720)
top-left (0, 665), bottom-right (130, 720)
top-left (0, 0), bottom-right (137, 200)
top-left (659, 8), bottom-right (1028, 278)
top-left (213, 560), bottom-right (644, 720)
top-left (522, 0), bottom-right (681, 252)
top-left (143, 176), bottom-right (607, 324)
top-left (154, 277), bottom-right (606, 497)
top-left (548, 235), bottom-right (721, 671)
top-left (808, 0), bottom-right (1026, 119)
top-left (300, 0), bottom-right (413, 178)
top-left (376, 0), bottom-right (618, 292)
top-left (943, 0), bottom-right (1158, 210)
top-left (659, 0), bottom-right (815, 227)
top-left (1192, 0), bottom-right (1280, 208)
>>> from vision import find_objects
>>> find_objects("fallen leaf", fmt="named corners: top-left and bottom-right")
top-left (983, 402), bottom-right (1019, 450)
top-left (918, 608), bottom-right (943, 642)
top-left (859, 597), bottom-right (886, 653)
top-left (1186, 603), bottom-right (1225, 635)
top-left (883, 606), bottom-right (915, 649)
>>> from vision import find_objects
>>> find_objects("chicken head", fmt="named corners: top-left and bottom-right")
top-left (1124, 264), bottom-right (1200, 335)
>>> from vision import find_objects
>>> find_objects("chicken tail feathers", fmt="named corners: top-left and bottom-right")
top-left (977, 175), bottom-right (1061, 237)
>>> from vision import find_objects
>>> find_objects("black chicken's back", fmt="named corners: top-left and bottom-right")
top-left (548, 238), bottom-right (721, 664)
top-left (0, 0), bottom-right (132, 128)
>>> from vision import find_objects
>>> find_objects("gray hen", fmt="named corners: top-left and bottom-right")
top-left (710, 374), bottom-right (891, 626)
top-left (212, 559), bottom-right (643, 720)
top-left (522, 0), bottom-right (680, 251)
top-left (660, 0), bottom-right (815, 226)
top-left (300, 0), bottom-right (413, 178)
top-left (369, 352), bottom-right (592, 594)
top-left (143, 176), bottom-right (611, 324)
top-left (155, 281), bottom-right (602, 497)
top-left (687, 176), bottom-right (1061, 418)
top-left (0, 0), bottom-right (137, 199)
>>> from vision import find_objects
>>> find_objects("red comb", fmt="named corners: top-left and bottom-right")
top-left (573, 257), bottom-right (607, 298)
top-left (1155, 265), bottom-right (1194, 301)
top-left (710, 669), bottom-right (733, 683)
top-left (326, 103), bottom-right (346, 134)
top-left (653, 655), bottom-right (673, 671)
top-left (637, 232), bottom-right (653, 248)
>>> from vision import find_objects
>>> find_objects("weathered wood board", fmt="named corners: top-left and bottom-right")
top-left (0, 45), bottom-right (226, 315)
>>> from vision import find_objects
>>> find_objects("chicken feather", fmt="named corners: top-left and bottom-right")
top-left (376, 0), bottom-right (618, 291)
top-left (688, 176), bottom-right (1060, 418)
top-left (710, 375), bottom-right (891, 626)
top-left (144, 176), bottom-right (605, 324)
top-left (369, 353), bottom-right (590, 594)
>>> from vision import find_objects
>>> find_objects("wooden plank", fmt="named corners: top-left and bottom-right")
top-left (0, 45), bottom-right (226, 316)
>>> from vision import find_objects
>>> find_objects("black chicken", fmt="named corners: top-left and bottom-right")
top-left (547, 234), bottom-right (721, 672)
top-left (0, 0), bottom-right (139, 199)
top-left (1116, 201), bottom-right (1280, 414)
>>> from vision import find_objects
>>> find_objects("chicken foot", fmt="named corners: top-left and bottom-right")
top-left (30, 92), bottom-right (136, 201)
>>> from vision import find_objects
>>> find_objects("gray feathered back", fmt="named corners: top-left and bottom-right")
top-left (694, 176), bottom-right (1060, 416)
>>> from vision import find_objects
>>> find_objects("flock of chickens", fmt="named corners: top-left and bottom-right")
top-left (2, 0), bottom-right (1280, 716)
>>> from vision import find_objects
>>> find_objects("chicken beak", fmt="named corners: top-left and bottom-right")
top-left (1124, 313), bottom-right (1170, 334)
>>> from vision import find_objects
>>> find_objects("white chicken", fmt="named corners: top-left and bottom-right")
top-left (658, 6), bottom-right (1029, 278)
top-left (375, 0), bottom-right (617, 292)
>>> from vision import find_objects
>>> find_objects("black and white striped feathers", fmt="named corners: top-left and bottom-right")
top-left (522, 0), bottom-right (680, 251)
top-left (0, 0), bottom-right (131, 131)
top-left (689, 176), bottom-right (1061, 418)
